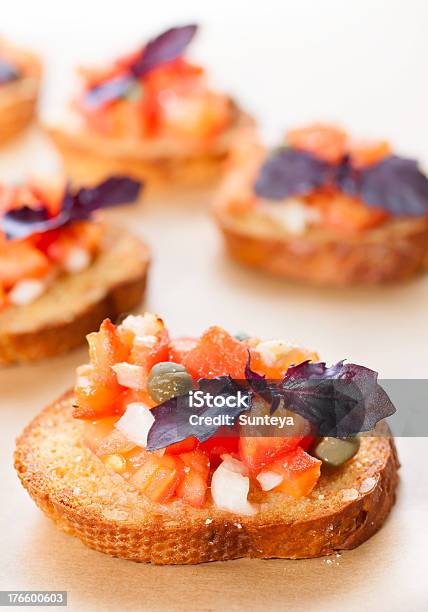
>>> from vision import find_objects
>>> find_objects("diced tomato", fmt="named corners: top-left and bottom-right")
top-left (160, 91), bottom-right (231, 140)
top-left (315, 192), bottom-right (389, 233)
top-left (176, 449), bottom-right (210, 508)
top-left (181, 326), bottom-right (248, 379)
top-left (200, 432), bottom-right (240, 468)
top-left (262, 446), bottom-right (321, 498)
top-left (41, 221), bottom-right (103, 264)
top-left (0, 185), bottom-right (19, 213)
top-left (140, 92), bottom-right (160, 137)
top-left (73, 378), bottom-right (126, 419)
top-left (299, 435), bottom-right (315, 451)
top-left (30, 176), bottom-right (66, 217)
top-left (12, 185), bottom-right (41, 209)
top-left (74, 320), bottom-right (131, 419)
top-left (168, 336), bottom-right (198, 363)
top-left (0, 284), bottom-right (8, 311)
top-left (144, 58), bottom-right (203, 95)
top-left (287, 123), bottom-right (348, 164)
top-left (165, 436), bottom-right (199, 455)
top-left (0, 241), bottom-right (50, 288)
top-left (120, 387), bottom-right (156, 409)
top-left (67, 221), bottom-right (104, 252)
top-left (88, 319), bottom-right (130, 386)
top-left (239, 436), bottom-right (304, 471)
top-left (131, 452), bottom-right (184, 503)
top-left (349, 140), bottom-right (391, 169)
top-left (31, 229), bottom-right (62, 255)
top-left (130, 327), bottom-right (170, 375)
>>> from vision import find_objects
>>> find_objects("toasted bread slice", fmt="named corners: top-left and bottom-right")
top-left (15, 391), bottom-right (398, 564)
top-left (0, 227), bottom-right (149, 364)
top-left (0, 45), bottom-right (41, 144)
top-left (215, 205), bottom-right (428, 285)
top-left (46, 108), bottom-right (254, 186)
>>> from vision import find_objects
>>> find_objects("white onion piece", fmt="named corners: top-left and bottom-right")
top-left (211, 460), bottom-right (256, 516)
top-left (265, 199), bottom-right (320, 235)
top-left (111, 363), bottom-right (144, 389)
top-left (115, 402), bottom-right (155, 448)
top-left (119, 313), bottom-right (163, 337)
top-left (220, 454), bottom-right (249, 476)
top-left (63, 247), bottom-right (91, 273)
top-left (9, 279), bottom-right (46, 305)
top-left (256, 340), bottom-right (294, 367)
top-left (256, 470), bottom-right (283, 491)
top-left (133, 334), bottom-right (158, 349)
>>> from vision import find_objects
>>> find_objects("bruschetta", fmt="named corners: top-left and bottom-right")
top-left (15, 314), bottom-right (398, 563)
top-left (0, 176), bottom-right (148, 363)
top-left (0, 39), bottom-right (41, 144)
top-left (214, 124), bottom-right (428, 285)
top-left (46, 25), bottom-right (252, 186)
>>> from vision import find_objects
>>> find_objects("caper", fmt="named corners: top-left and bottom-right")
top-left (147, 362), bottom-right (193, 403)
top-left (312, 436), bottom-right (360, 467)
top-left (234, 331), bottom-right (250, 341)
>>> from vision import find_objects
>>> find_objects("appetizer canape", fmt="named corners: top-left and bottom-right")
top-left (0, 39), bottom-right (41, 144)
top-left (47, 25), bottom-right (252, 186)
top-left (214, 124), bottom-right (428, 285)
top-left (15, 314), bottom-right (398, 564)
top-left (0, 176), bottom-right (148, 364)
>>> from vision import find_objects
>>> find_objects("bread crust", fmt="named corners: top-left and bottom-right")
top-left (0, 45), bottom-right (41, 144)
top-left (216, 206), bottom-right (428, 285)
top-left (0, 227), bottom-right (149, 364)
top-left (45, 109), bottom-right (254, 186)
top-left (15, 392), bottom-right (399, 564)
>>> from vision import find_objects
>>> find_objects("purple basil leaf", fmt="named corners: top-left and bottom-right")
top-left (348, 155), bottom-right (428, 216)
top-left (1, 176), bottom-right (142, 240)
top-left (277, 361), bottom-right (396, 436)
top-left (131, 24), bottom-right (198, 77)
top-left (84, 74), bottom-right (134, 109)
top-left (254, 147), bottom-right (331, 200)
top-left (72, 176), bottom-right (142, 219)
top-left (0, 59), bottom-right (20, 84)
top-left (146, 376), bottom-right (251, 451)
top-left (334, 154), bottom-right (359, 195)
top-left (0, 205), bottom-right (64, 239)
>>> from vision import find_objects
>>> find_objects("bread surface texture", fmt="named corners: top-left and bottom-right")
top-left (15, 392), bottom-right (399, 564)
top-left (46, 109), bottom-right (254, 186)
top-left (0, 227), bottom-right (149, 364)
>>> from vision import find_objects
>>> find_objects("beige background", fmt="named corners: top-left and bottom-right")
top-left (1, 1), bottom-right (428, 610)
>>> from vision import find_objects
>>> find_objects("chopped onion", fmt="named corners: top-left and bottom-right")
top-left (133, 334), bottom-right (158, 349)
top-left (115, 402), bottom-right (155, 448)
top-left (256, 470), bottom-right (283, 491)
top-left (211, 459), bottom-right (256, 516)
top-left (220, 454), bottom-right (249, 476)
top-left (256, 339), bottom-right (294, 367)
top-left (264, 199), bottom-right (320, 235)
top-left (9, 279), bottom-right (46, 305)
top-left (63, 247), bottom-right (91, 273)
top-left (119, 313), bottom-right (163, 337)
top-left (111, 362), bottom-right (144, 389)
